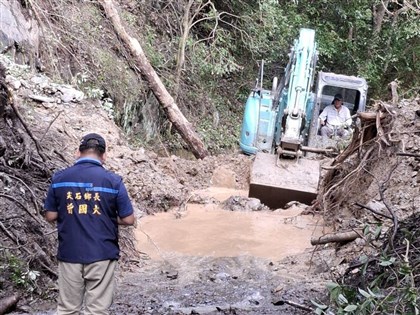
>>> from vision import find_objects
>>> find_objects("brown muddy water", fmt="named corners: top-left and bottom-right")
top-left (116, 187), bottom-right (328, 314)
top-left (135, 188), bottom-right (324, 261)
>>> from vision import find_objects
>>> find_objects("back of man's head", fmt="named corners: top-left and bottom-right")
top-left (79, 133), bottom-right (106, 156)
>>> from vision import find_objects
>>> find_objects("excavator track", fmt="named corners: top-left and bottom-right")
top-left (249, 152), bottom-right (320, 209)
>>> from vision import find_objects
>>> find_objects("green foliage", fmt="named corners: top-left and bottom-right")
top-left (313, 235), bottom-right (419, 314)
top-left (188, 36), bottom-right (241, 79)
top-left (220, 0), bottom-right (420, 97)
top-left (143, 26), bottom-right (167, 70)
top-left (121, 11), bottom-right (138, 27)
top-left (197, 107), bottom-right (241, 154)
top-left (0, 253), bottom-right (40, 293)
top-left (72, 72), bottom-right (115, 118)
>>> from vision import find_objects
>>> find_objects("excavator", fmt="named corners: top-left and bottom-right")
top-left (239, 28), bottom-right (368, 209)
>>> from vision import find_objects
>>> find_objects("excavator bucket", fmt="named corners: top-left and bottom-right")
top-left (249, 152), bottom-right (320, 209)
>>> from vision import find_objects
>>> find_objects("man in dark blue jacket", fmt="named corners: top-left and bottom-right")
top-left (44, 133), bottom-right (135, 315)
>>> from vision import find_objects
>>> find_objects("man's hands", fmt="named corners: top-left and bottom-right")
top-left (45, 211), bottom-right (58, 222)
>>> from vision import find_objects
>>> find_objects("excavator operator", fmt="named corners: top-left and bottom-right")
top-left (319, 93), bottom-right (352, 139)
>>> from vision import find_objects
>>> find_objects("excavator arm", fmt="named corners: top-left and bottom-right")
top-left (275, 28), bottom-right (318, 157)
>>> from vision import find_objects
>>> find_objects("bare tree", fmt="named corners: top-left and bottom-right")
top-left (373, 0), bottom-right (389, 33)
top-left (172, 0), bottom-right (245, 100)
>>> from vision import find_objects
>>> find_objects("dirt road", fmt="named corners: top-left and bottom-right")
top-left (109, 186), bottom-right (328, 315)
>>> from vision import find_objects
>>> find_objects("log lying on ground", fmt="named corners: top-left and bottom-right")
top-left (0, 294), bottom-right (20, 315)
top-left (311, 230), bottom-right (361, 245)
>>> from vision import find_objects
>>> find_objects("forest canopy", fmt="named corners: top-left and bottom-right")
top-left (198, 0), bottom-right (419, 97)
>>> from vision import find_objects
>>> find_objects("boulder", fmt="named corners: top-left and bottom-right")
top-left (56, 85), bottom-right (84, 103)
top-left (0, 0), bottom-right (40, 65)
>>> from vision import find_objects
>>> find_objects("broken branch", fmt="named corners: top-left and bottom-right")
top-left (396, 152), bottom-right (420, 158)
top-left (311, 230), bottom-right (361, 245)
top-left (354, 202), bottom-right (392, 220)
top-left (273, 299), bottom-right (312, 312)
top-left (0, 193), bottom-right (43, 224)
top-left (10, 98), bottom-right (48, 162)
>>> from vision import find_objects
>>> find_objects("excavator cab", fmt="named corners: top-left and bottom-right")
top-left (308, 72), bottom-right (368, 144)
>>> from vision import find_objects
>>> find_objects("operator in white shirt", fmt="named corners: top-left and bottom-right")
top-left (319, 93), bottom-right (352, 138)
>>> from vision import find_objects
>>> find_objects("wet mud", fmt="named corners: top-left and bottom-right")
top-left (110, 187), bottom-right (328, 315)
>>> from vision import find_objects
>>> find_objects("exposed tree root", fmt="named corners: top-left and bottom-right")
top-left (317, 101), bottom-right (398, 231)
top-left (0, 62), bottom-right (62, 299)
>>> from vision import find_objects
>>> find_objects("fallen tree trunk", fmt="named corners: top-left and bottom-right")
top-left (311, 230), bottom-right (361, 245)
top-left (99, 0), bottom-right (208, 159)
top-left (0, 294), bottom-right (19, 315)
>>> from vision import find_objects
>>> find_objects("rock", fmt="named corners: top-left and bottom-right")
top-left (271, 285), bottom-right (283, 293)
top-left (56, 85), bottom-right (84, 103)
top-left (0, 0), bottom-right (40, 64)
top-left (163, 270), bottom-right (178, 280)
top-left (42, 102), bottom-right (55, 109)
top-left (5, 75), bottom-right (21, 89)
top-left (19, 79), bottom-right (30, 88)
top-left (284, 200), bottom-right (299, 209)
top-left (28, 94), bottom-right (55, 103)
top-left (186, 167), bottom-right (198, 176)
top-left (366, 200), bottom-right (386, 213)
top-left (247, 291), bottom-right (264, 305)
top-left (214, 272), bottom-right (230, 282)
top-left (245, 198), bottom-right (262, 211)
top-left (355, 238), bottom-right (366, 246)
top-left (223, 196), bottom-right (268, 211)
top-left (30, 75), bottom-right (49, 87)
top-left (10, 80), bottom-right (21, 90)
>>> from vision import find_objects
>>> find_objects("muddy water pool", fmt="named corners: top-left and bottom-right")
top-left (120, 187), bottom-right (328, 314)
top-left (135, 187), bottom-right (324, 261)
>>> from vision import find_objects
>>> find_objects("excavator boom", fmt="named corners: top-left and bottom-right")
top-left (243, 28), bottom-right (319, 209)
